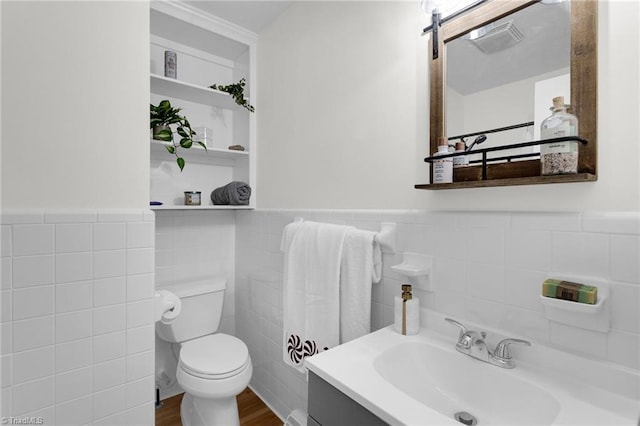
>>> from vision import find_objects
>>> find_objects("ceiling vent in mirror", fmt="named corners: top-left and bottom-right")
top-left (468, 21), bottom-right (524, 54)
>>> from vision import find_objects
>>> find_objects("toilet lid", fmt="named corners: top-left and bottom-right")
top-left (180, 334), bottom-right (249, 378)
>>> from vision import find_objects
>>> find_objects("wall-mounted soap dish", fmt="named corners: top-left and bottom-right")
top-left (391, 252), bottom-right (433, 291)
top-left (539, 276), bottom-right (609, 333)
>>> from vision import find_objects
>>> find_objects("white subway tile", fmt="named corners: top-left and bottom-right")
top-left (125, 401), bottom-right (154, 425)
top-left (126, 300), bottom-right (153, 329)
top-left (55, 366), bottom-right (91, 404)
top-left (126, 248), bottom-right (154, 275)
top-left (126, 274), bottom-right (154, 302)
top-left (1, 323), bottom-right (12, 355)
top-left (607, 330), bottom-right (640, 370)
top-left (93, 304), bottom-right (126, 336)
top-left (1, 290), bottom-right (11, 322)
top-left (610, 282), bottom-right (640, 333)
top-left (55, 223), bottom-right (92, 253)
top-left (551, 232), bottom-right (609, 278)
top-left (13, 285), bottom-right (54, 320)
top-left (467, 227), bottom-right (505, 265)
top-left (55, 310), bottom-right (92, 343)
top-left (505, 229), bottom-right (552, 271)
top-left (142, 210), bottom-right (155, 222)
top-left (433, 257), bottom-right (466, 295)
top-left (611, 235), bottom-right (640, 284)
top-left (465, 297), bottom-right (504, 329)
top-left (125, 376), bottom-right (153, 409)
top-left (126, 222), bottom-right (154, 249)
top-left (93, 277), bottom-right (126, 307)
top-left (55, 395), bottom-right (92, 426)
top-left (55, 281), bottom-right (92, 313)
top-left (1, 354), bottom-right (11, 387)
top-left (93, 358), bottom-right (126, 392)
top-left (11, 346), bottom-right (54, 385)
top-left (549, 322), bottom-right (607, 359)
top-left (126, 350), bottom-right (153, 382)
top-left (12, 316), bottom-right (54, 352)
top-left (12, 225), bottom-right (55, 256)
top-left (97, 210), bottom-right (143, 223)
top-left (12, 255), bottom-right (54, 288)
top-left (1, 257), bottom-right (11, 289)
top-left (93, 223), bottom-right (126, 251)
top-left (55, 252), bottom-right (92, 283)
top-left (44, 210), bottom-right (96, 223)
top-left (455, 211), bottom-right (510, 229)
top-left (126, 325), bottom-right (154, 355)
top-left (504, 268), bottom-right (547, 312)
top-left (1, 387), bottom-right (11, 418)
top-left (0, 211), bottom-right (44, 225)
top-left (55, 338), bottom-right (92, 373)
top-left (11, 375), bottom-right (54, 416)
top-left (467, 262), bottom-right (505, 303)
top-left (93, 412), bottom-right (125, 426)
top-left (92, 384), bottom-right (126, 420)
top-left (583, 212), bottom-right (640, 235)
top-left (510, 212), bottom-right (582, 231)
top-left (93, 331), bottom-right (126, 364)
top-left (1, 225), bottom-right (12, 257)
top-left (93, 250), bottom-right (126, 279)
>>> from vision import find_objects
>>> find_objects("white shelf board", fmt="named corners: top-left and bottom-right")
top-left (150, 204), bottom-right (253, 211)
top-left (151, 74), bottom-right (243, 110)
top-left (150, 139), bottom-right (248, 166)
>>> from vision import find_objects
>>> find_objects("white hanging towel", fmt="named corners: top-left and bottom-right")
top-left (340, 229), bottom-right (382, 343)
top-left (281, 220), bottom-right (352, 373)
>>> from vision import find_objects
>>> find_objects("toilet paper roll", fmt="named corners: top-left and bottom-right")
top-left (154, 290), bottom-right (182, 324)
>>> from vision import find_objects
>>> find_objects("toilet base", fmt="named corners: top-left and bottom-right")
top-left (180, 392), bottom-right (240, 426)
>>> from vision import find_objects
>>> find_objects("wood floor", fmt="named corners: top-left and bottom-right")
top-left (155, 388), bottom-right (283, 426)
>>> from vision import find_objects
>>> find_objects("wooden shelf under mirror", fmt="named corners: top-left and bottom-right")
top-left (417, 0), bottom-right (597, 190)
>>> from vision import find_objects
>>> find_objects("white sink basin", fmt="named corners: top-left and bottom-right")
top-left (374, 341), bottom-right (560, 425)
top-left (305, 317), bottom-right (640, 425)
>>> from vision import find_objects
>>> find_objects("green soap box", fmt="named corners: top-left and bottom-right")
top-left (542, 279), bottom-right (598, 305)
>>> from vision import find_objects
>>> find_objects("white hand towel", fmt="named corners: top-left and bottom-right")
top-left (281, 221), bottom-right (352, 372)
top-left (339, 228), bottom-right (382, 343)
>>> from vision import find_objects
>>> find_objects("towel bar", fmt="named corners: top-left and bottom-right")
top-left (291, 218), bottom-right (396, 253)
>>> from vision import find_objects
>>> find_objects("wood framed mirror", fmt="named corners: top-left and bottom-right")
top-left (416, 0), bottom-right (597, 190)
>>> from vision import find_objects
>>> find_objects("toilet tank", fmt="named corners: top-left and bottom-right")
top-left (156, 277), bottom-right (226, 343)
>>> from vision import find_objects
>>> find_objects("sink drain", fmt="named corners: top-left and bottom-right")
top-left (454, 411), bottom-right (478, 425)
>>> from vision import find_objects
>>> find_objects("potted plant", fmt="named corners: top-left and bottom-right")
top-left (150, 100), bottom-right (206, 171)
top-left (209, 78), bottom-right (255, 112)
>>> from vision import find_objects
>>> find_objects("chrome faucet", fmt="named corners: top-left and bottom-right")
top-left (444, 318), bottom-right (531, 369)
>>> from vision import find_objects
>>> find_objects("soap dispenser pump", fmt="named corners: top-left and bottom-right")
top-left (394, 284), bottom-right (419, 335)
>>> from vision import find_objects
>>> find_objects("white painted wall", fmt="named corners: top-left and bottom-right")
top-left (1, 1), bottom-right (149, 209)
top-left (257, 0), bottom-right (640, 211)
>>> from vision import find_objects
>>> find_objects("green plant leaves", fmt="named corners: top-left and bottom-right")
top-left (151, 100), bottom-right (207, 172)
top-left (209, 78), bottom-right (255, 113)
top-left (176, 157), bottom-right (185, 171)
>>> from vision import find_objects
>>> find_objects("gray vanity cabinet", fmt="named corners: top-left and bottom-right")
top-left (307, 372), bottom-right (388, 426)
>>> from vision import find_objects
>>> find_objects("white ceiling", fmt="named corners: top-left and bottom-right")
top-left (184, 1), bottom-right (292, 33)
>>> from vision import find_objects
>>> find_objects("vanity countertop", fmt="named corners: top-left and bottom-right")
top-left (305, 314), bottom-right (639, 426)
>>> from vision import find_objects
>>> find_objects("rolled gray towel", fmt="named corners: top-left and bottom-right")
top-left (211, 181), bottom-right (251, 205)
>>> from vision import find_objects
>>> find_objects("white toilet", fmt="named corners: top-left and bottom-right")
top-left (156, 278), bottom-right (252, 426)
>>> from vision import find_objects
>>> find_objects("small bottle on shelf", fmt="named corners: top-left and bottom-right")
top-left (540, 96), bottom-right (579, 175)
top-left (452, 141), bottom-right (468, 168)
top-left (433, 137), bottom-right (453, 183)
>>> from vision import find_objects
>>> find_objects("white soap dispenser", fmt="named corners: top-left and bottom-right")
top-left (394, 284), bottom-right (419, 335)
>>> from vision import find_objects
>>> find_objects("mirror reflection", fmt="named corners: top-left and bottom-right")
top-left (445, 1), bottom-right (570, 163)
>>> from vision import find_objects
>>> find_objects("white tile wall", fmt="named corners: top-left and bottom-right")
top-left (234, 209), bottom-right (640, 420)
top-left (0, 209), bottom-right (155, 424)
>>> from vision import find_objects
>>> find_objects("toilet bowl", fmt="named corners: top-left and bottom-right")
top-left (155, 278), bottom-right (253, 426)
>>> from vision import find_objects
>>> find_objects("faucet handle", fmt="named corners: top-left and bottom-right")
top-left (493, 338), bottom-right (531, 360)
top-left (444, 318), bottom-right (468, 341)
